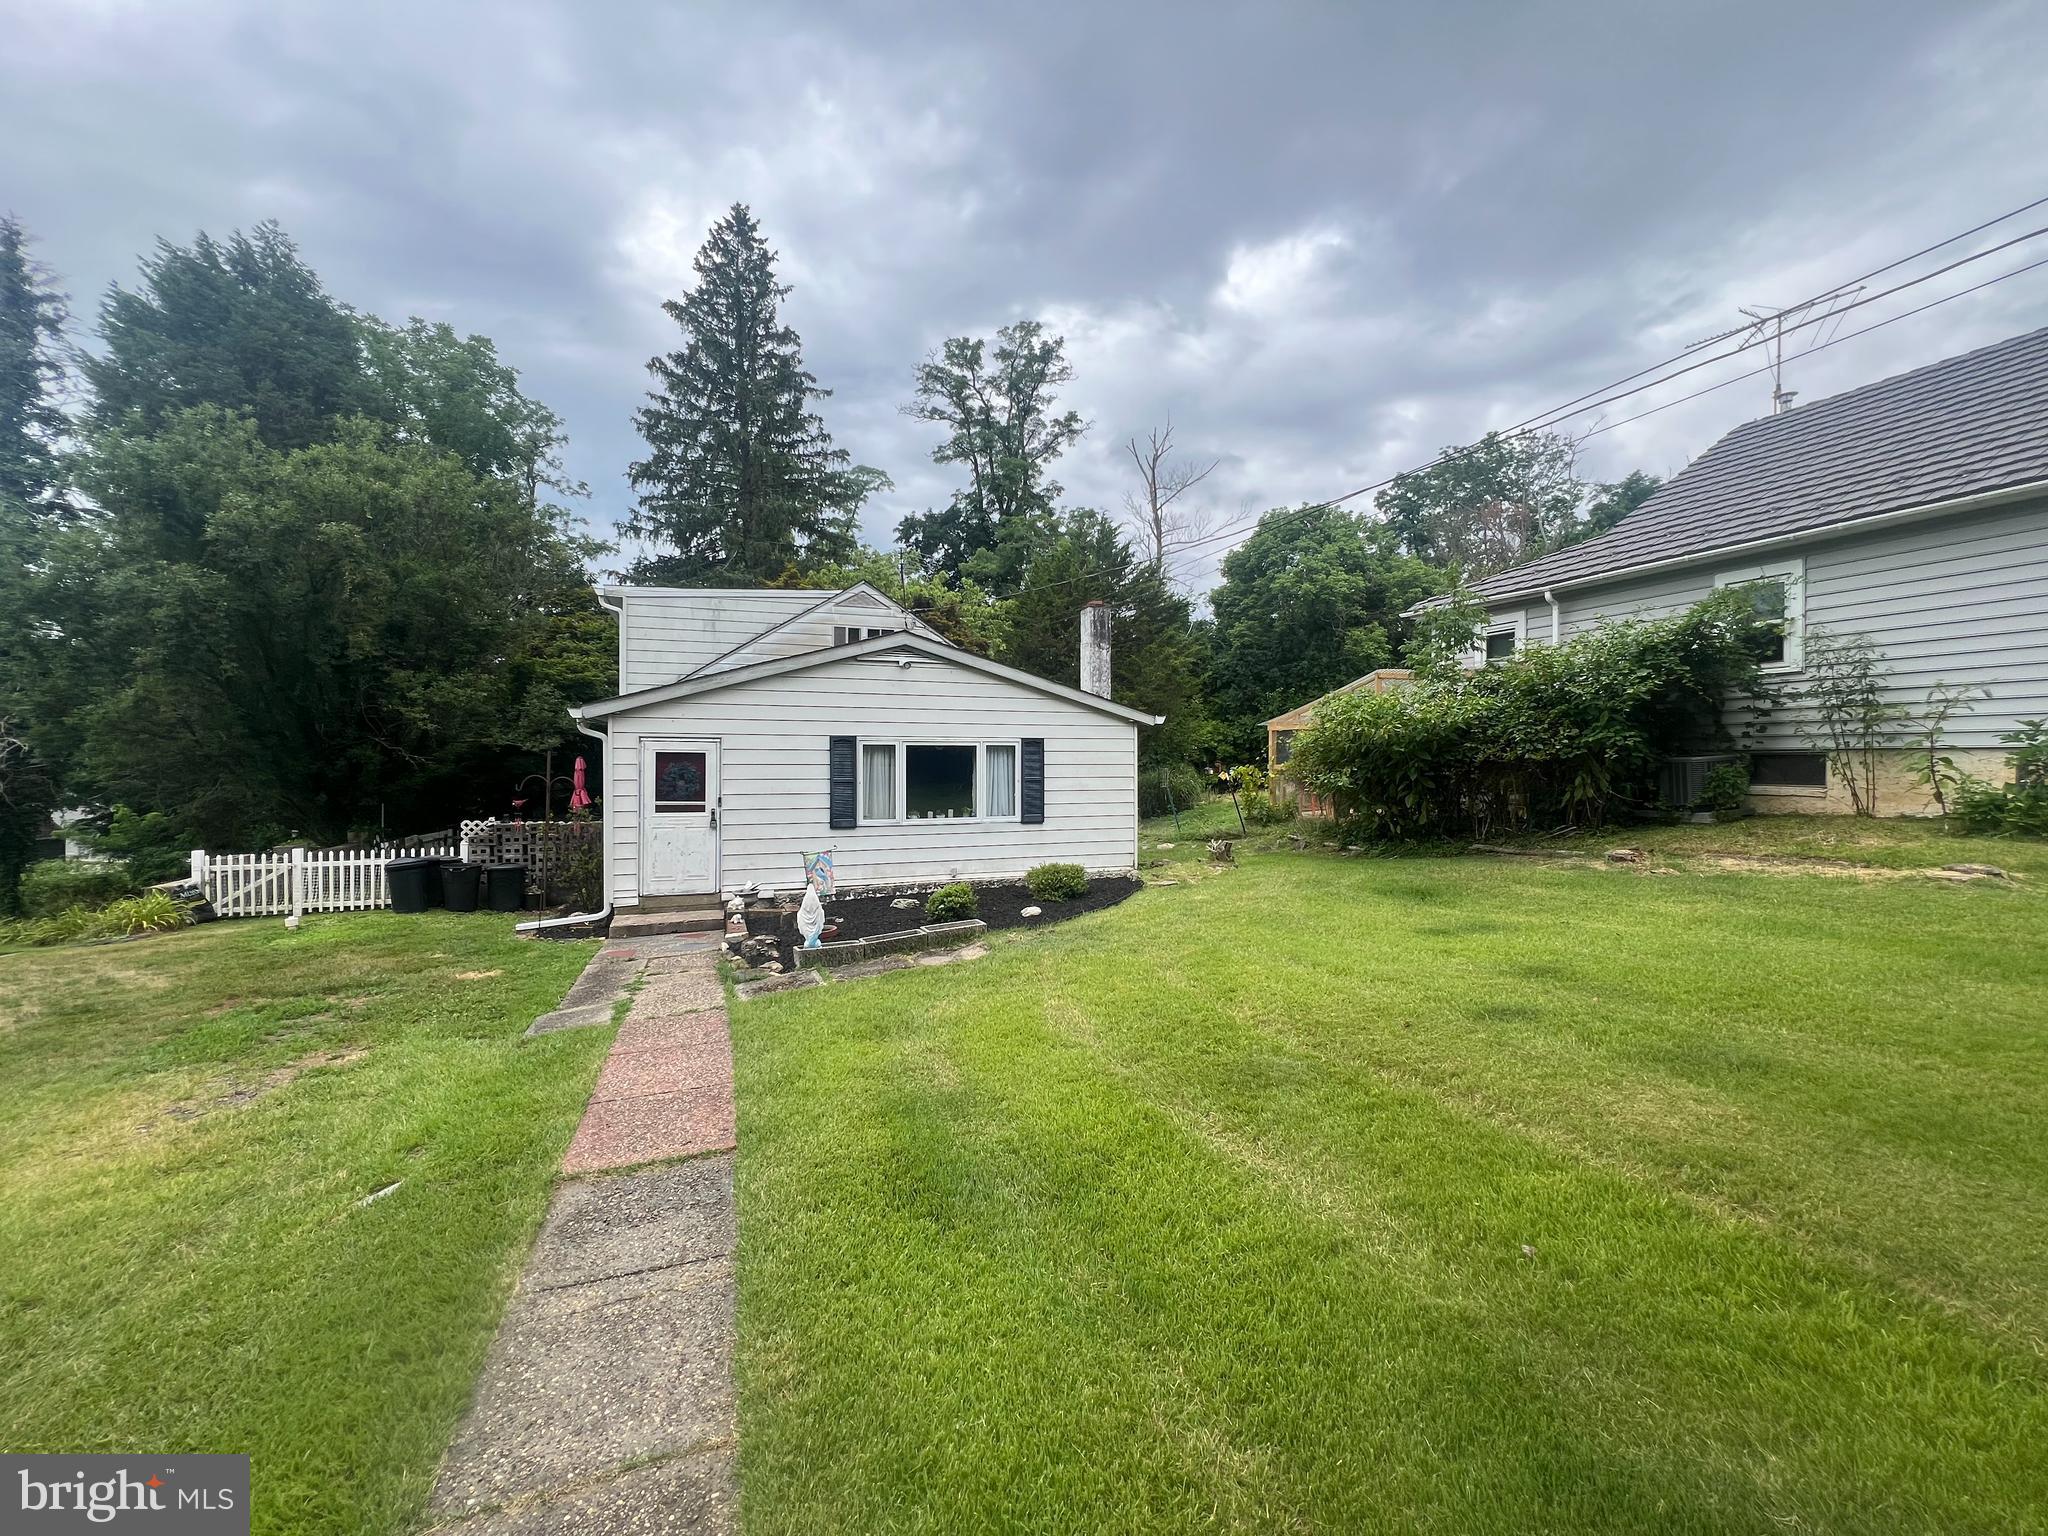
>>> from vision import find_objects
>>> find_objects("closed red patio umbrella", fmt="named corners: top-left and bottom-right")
top-left (569, 756), bottom-right (592, 811)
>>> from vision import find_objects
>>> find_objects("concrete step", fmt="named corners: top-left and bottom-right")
top-left (610, 908), bottom-right (723, 940)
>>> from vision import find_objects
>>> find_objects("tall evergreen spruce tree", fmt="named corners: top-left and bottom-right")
top-left (0, 214), bottom-right (71, 912)
top-left (0, 214), bottom-right (70, 523)
top-left (627, 204), bottom-right (878, 584)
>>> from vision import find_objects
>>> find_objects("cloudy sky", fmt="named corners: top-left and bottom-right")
top-left (6, 0), bottom-right (2047, 590)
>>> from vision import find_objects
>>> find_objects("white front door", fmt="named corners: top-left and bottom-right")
top-left (641, 738), bottom-right (720, 896)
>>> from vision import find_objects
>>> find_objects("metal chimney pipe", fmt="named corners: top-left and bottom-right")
top-left (1080, 600), bottom-right (1112, 697)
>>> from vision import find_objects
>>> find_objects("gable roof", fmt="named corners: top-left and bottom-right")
top-left (1460, 324), bottom-right (2048, 605)
top-left (1263, 669), bottom-right (1414, 728)
top-left (682, 581), bottom-right (941, 679)
top-left (574, 630), bottom-right (1164, 726)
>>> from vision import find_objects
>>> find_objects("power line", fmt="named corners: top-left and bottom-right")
top-left (1006, 195), bottom-right (2048, 599)
top-left (1576, 249), bottom-right (2048, 442)
top-left (1160, 215), bottom-right (2048, 563)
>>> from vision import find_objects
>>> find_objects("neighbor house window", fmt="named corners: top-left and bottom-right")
top-left (1466, 613), bottom-right (1524, 667)
top-left (1749, 751), bottom-right (1828, 790)
top-left (1716, 557), bottom-right (1805, 669)
top-left (855, 740), bottom-right (1021, 822)
top-left (833, 625), bottom-right (895, 645)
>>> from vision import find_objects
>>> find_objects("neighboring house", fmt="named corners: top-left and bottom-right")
top-left (570, 586), bottom-right (1160, 906)
top-left (1265, 670), bottom-right (1414, 816)
top-left (1429, 325), bottom-right (2048, 814)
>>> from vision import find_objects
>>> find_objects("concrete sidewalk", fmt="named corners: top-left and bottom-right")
top-left (427, 941), bottom-right (739, 1535)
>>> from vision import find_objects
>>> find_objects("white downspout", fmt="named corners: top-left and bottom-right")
top-left (1543, 588), bottom-right (1561, 647)
top-left (517, 589), bottom-right (622, 936)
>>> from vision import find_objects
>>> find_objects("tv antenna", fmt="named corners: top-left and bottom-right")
top-left (1737, 289), bottom-right (1865, 413)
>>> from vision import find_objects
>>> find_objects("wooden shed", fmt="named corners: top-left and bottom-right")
top-left (1264, 669), bottom-right (1414, 817)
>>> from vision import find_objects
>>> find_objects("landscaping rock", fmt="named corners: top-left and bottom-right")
top-left (1607, 848), bottom-right (1648, 864)
top-left (1020, 905), bottom-right (1042, 918)
top-left (734, 970), bottom-right (823, 1001)
top-left (890, 896), bottom-right (920, 909)
top-left (1943, 863), bottom-right (2009, 878)
top-left (737, 934), bottom-right (779, 967)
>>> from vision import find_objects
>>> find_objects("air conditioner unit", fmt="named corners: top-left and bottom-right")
top-left (1658, 753), bottom-right (1740, 810)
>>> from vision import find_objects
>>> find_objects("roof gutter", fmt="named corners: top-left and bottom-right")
top-left (1408, 476), bottom-right (2048, 614)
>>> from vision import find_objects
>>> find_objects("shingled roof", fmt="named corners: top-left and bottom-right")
top-left (1462, 323), bottom-right (2048, 604)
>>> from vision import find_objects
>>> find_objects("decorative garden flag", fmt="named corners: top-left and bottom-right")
top-left (801, 849), bottom-right (835, 896)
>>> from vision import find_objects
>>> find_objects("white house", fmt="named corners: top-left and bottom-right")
top-left (567, 583), bottom-right (1159, 911)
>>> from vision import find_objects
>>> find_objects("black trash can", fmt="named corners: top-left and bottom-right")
top-left (386, 856), bottom-right (438, 915)
top-left (485, 862), bottom-right (528, 912)
top-left (441, 860), bottom-right (483, 912)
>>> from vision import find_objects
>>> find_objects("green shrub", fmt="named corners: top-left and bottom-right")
top-left (925, 882), bottom-right (979, 922)
top-left (89, 806), bottom-right (192, 885)
top-left (18, 859), bottom-right (135, 918)
top-left (0, 889), bottom-right (187, 949)
top-left (1697, 763), bottom-right (1751, 817)
top-left (1138, 763), bottom-right (1205, 819)
top-left (1951, 720), bottom-right (2048, 838)
top-left (1286, 589), bottom-right (1779, 840)
top-left (1026, 863), bottom-right (1089, 901)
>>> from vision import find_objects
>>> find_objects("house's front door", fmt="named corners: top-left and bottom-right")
top-left (641, 738), bottom-right (720, 896)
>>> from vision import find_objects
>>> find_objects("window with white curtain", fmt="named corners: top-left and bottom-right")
top-left (984, 744), bottom-right (1017, 817)
top-left (854, 740), bottom-right (1021, 822)
top-left (861, 743), bottom-right (897, 820)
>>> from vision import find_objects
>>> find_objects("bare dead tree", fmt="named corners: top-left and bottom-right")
top-left (0, 716), bottom-right (28, 807)
top-left (1122, 420), bottom-right (1218, 569)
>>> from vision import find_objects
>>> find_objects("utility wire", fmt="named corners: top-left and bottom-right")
top-left (1157, 218), bottom-right (2048, 565)
top-left (1575, 249), bottom-right (2048, 442)
top-left (1002, 196), bottom-right (2048, 599)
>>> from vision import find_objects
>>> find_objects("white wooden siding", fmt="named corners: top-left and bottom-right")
top-left (603, 652), bottom-right (1139, 901)
top-left (1486, 496), bottom-right (2048, 749)
top-left (613, 589), bottom-right (827, 692)
top-left (694, 597), bottom-right (926, 675)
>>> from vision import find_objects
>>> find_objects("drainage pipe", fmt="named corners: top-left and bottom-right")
top-left (1543, 588), bottom-right (1561, 647)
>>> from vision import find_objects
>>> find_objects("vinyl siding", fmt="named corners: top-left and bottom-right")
top-left (1487, 496), bottom-right (2048, 749)
top-left (613, 589), bottom-right (828, 692)
top-left (602, 651), bottom-right (1139, 901)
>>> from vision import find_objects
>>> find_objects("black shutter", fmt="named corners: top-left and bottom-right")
top-left (1020, 738), bottom-right (1045, 824)
top-left (829, 736), bottom-right (858, 829)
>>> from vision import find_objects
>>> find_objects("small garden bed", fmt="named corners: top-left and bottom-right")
top-left (770, 876), bottom-right (1141, 969)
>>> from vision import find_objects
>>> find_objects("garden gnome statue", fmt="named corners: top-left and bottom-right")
top-left (797, 884), bottom-right (826, 949)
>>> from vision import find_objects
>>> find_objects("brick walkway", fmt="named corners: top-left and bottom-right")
top-left (427, 939), bottom-right (739, 1535)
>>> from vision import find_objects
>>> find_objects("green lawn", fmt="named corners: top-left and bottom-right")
top-left (732, 845), bottom-right (2048, 1533)
top-left (0, 914), bottom-right (604, 1536)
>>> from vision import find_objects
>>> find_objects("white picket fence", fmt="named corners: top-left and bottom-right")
top-left (192, 844), bottom-right (463, 919)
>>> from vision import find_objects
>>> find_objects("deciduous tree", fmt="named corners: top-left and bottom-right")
top-left (897, 319), bottom-right (1086, 592)
top-left (1206, 504), bottom-right (1444, 758)
top-left (1001, 510), bottom-right (1207, 763)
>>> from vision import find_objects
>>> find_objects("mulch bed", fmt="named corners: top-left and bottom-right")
top-left (770, 877), bottom-right (1141, 969)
